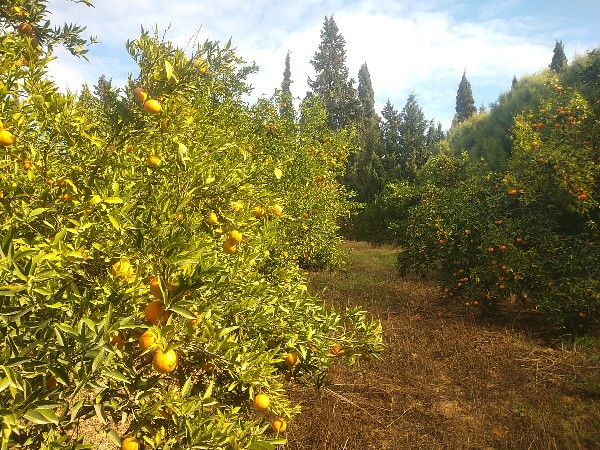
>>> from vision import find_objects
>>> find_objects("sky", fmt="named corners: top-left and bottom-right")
top-left (45, 0), bottom-right (600, 129)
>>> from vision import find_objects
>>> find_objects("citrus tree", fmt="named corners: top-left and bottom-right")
top-left (380, 77), bottom-right (599, 328)
top-left (0, 2), bottom-right (382, 449)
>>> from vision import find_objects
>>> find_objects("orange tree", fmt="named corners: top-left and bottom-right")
top-left (379, 77), bottom-right (599, 328)
top-left (0, 2), bottom-right (382, 449)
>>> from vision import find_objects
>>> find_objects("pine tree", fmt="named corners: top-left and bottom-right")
top-left (549, 40), bottom-right (568, 73)
top-left (308, 15), bottom-right (360, 129)
top-left (453, 71), bottom-right (477, 125)
top-left (280, 51), bottom-right (293, 118)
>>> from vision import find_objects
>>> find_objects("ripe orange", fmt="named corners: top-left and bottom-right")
top-left (23, 159), bottom-right (34, 170)
top-left (149, 276), bottom-right (163, 300)
top-left (578, 311), bottom-right (587, 318)
top-left (253, 393), bottom-right (270, 410)
top-left (206, 212), bottom-right (219, 225)
top-left (507, 189), bottom-right (517, 195)
top-left (121, 437), bottom-right (140, 450)
top-left (139, 330), bottom-right (157, 350)
top-left (144, 300), bottom-right (169, 324)
top-left (153, 349), bottom-right (178, 373)
top-left (147, 155), bottom-right (160, 168)
top-left (111, 260), bottom-right (135, 284)
top-left (46, 376), bottom-right (57, 389)
top-left (17, 22), bottom-right (33, 36)
top-left (111, 334), bottom-right (125, 350)
top-left (0, 129), bottom-right (14, 146)
top-left (272, 417), bottom-right (287, 432)
top-left (284, 351), bottom-right (299, 367)
top-left (270, 204), bottom-right (283, 216)
top-left (578, 193), bottom-right (587, 201)
top-left (222, 239), bottom-right (238, 255)
top-left (133, 87), bottom-right (148, 103)
top-left (143, 99), bottom-right (162, 114)
top-left (229, 201), bottom-right (243, 211)
top-left (251, 206), bottom-right (266, 218)
top-left (228, 230), bottom-right (243, 243)
top-left (331, 343), bottom-right (344, 356)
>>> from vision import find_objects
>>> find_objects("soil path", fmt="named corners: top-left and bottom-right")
top-left (286, 241), bottom-right (600, 450)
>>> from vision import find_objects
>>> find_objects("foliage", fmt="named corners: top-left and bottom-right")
top-left (307, 16), bottom-right (361, 130)
top-left (453, 71), bottom-right (477, 126)
top-left (0, 2), bottom-right (382, 448)
top-left (550, 40), bottom-right (568, 73)
top-left (378, 81), bottom-right (599, 328)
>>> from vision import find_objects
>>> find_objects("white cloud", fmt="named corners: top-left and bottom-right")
top-left (44, 0), bottom-right (599, 130)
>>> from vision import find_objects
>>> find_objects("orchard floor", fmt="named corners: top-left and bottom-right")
top-left (285, 241), bottom-right (600, 450)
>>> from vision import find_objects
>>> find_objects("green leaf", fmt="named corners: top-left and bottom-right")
top-left (107, 214), bottom-right (120, 230)
top-left (29, 208), bottom-right (48, 218)
top-left (23, 408), bottom-right (59, 425)
top-left (248, 442), bottom-right (275, 450)
top-left (103, 197), bottom-right (123, 204)
top-left (170, 305), bottom-right (196, 320)
top-left (181, 376), bottom-right (192, 398)
top-left (92, 349), bottom-right (107, 373)
top-left (107, 429), bottom-right (122, 447)
top-left (104, 371), bottom-right (129, 383)
top-left (94, 403), bottom-right (107, 424)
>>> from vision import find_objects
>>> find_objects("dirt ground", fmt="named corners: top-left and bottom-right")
top-left (285, 241), bottom-right (600, 450)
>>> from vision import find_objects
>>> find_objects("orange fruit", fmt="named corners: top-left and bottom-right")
top-left (23, 159), bottom-right (34, 170)
top-left (0, 129), bottom-right (15, 146)
top-left (111, 260), bottom-right (135, 284)
top-left (272, 417), bottom-right (287, 432)
top-left (144, 300), bottom-right (169, 324)
top-left (228, 230), bottom-right (243, 243)
top-left (331, 343), bottom-right (344, 356)
top-left (270, 204), bottom-right (283, 216)
top-left (253, 393), bottom-right (270, 410)
top-left (229, 201), bottom-right (243, 211)
top-left (111, 334), bottom-right (125, 350)
top-left (147, 155), bottom-right (160, 168)
top-left (578, 311), bottom-right (587, 318)
top-left (121, 437), bottom-right (140, 450)
top-left (578, 193), bottom-right (587, 201)
top-left (507, 189), bottom-right (517, 195)
top-left (133, 87), bottom-right (147, 103)
top-left (149, 276), bottom-right (163, 300)
top-left (284, 351), bottom-right (299, 367)
top-left (17, 22), bottom-right (33, 36)
top-left (46, 376), bottom-right (57, 389)
top-left (139, 330), bottom-right (157, 350)
top-left (222, 239), bottom-right (237, 255)
top-left (251, 206), bottom-right (266, 218)
top-left (153, 349), bottom-right (178, 373)
top-left (143, 99), bottom-right (162, 114)
top-left (206, 212), bottom-right (219, 225)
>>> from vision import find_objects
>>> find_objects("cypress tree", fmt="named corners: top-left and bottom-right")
top-left (549, 40), bottom-right (568, 73)
top-left (308, 15), bottom-right (360, 129)
top-left (280, 51), bottom-right (293, 118)
top-left (399, 93), bottom-right (429, 179)
top-left (453, 71), bottom-right (477, 125)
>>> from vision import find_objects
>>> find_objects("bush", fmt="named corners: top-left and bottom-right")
top-left (0, 3), bottom-right (382, 448)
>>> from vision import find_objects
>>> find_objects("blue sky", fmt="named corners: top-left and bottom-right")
top-left (46, 0), bottom-right (600, 129)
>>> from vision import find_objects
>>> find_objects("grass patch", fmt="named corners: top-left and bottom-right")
top-left (287, 241), bottom-right (600, 450)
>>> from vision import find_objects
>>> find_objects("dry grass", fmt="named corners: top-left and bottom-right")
top-left (285, 241), bottom-right (600, 450)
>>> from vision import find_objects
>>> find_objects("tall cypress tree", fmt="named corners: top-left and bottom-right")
top-left (399, 93), bottom-right (429, 179)
top-left (308, 15), bottom-right (360, 129)
top-left (380, 100), bottom-right (402, 182)
top-left (345, 63), bottom-right (382, 203)
top-left (549, 40), bottom-right (568, 73)
top-left (280, 51), bottom-right (293, 118)
top-left (453, 71), bottom-right (477, 125)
